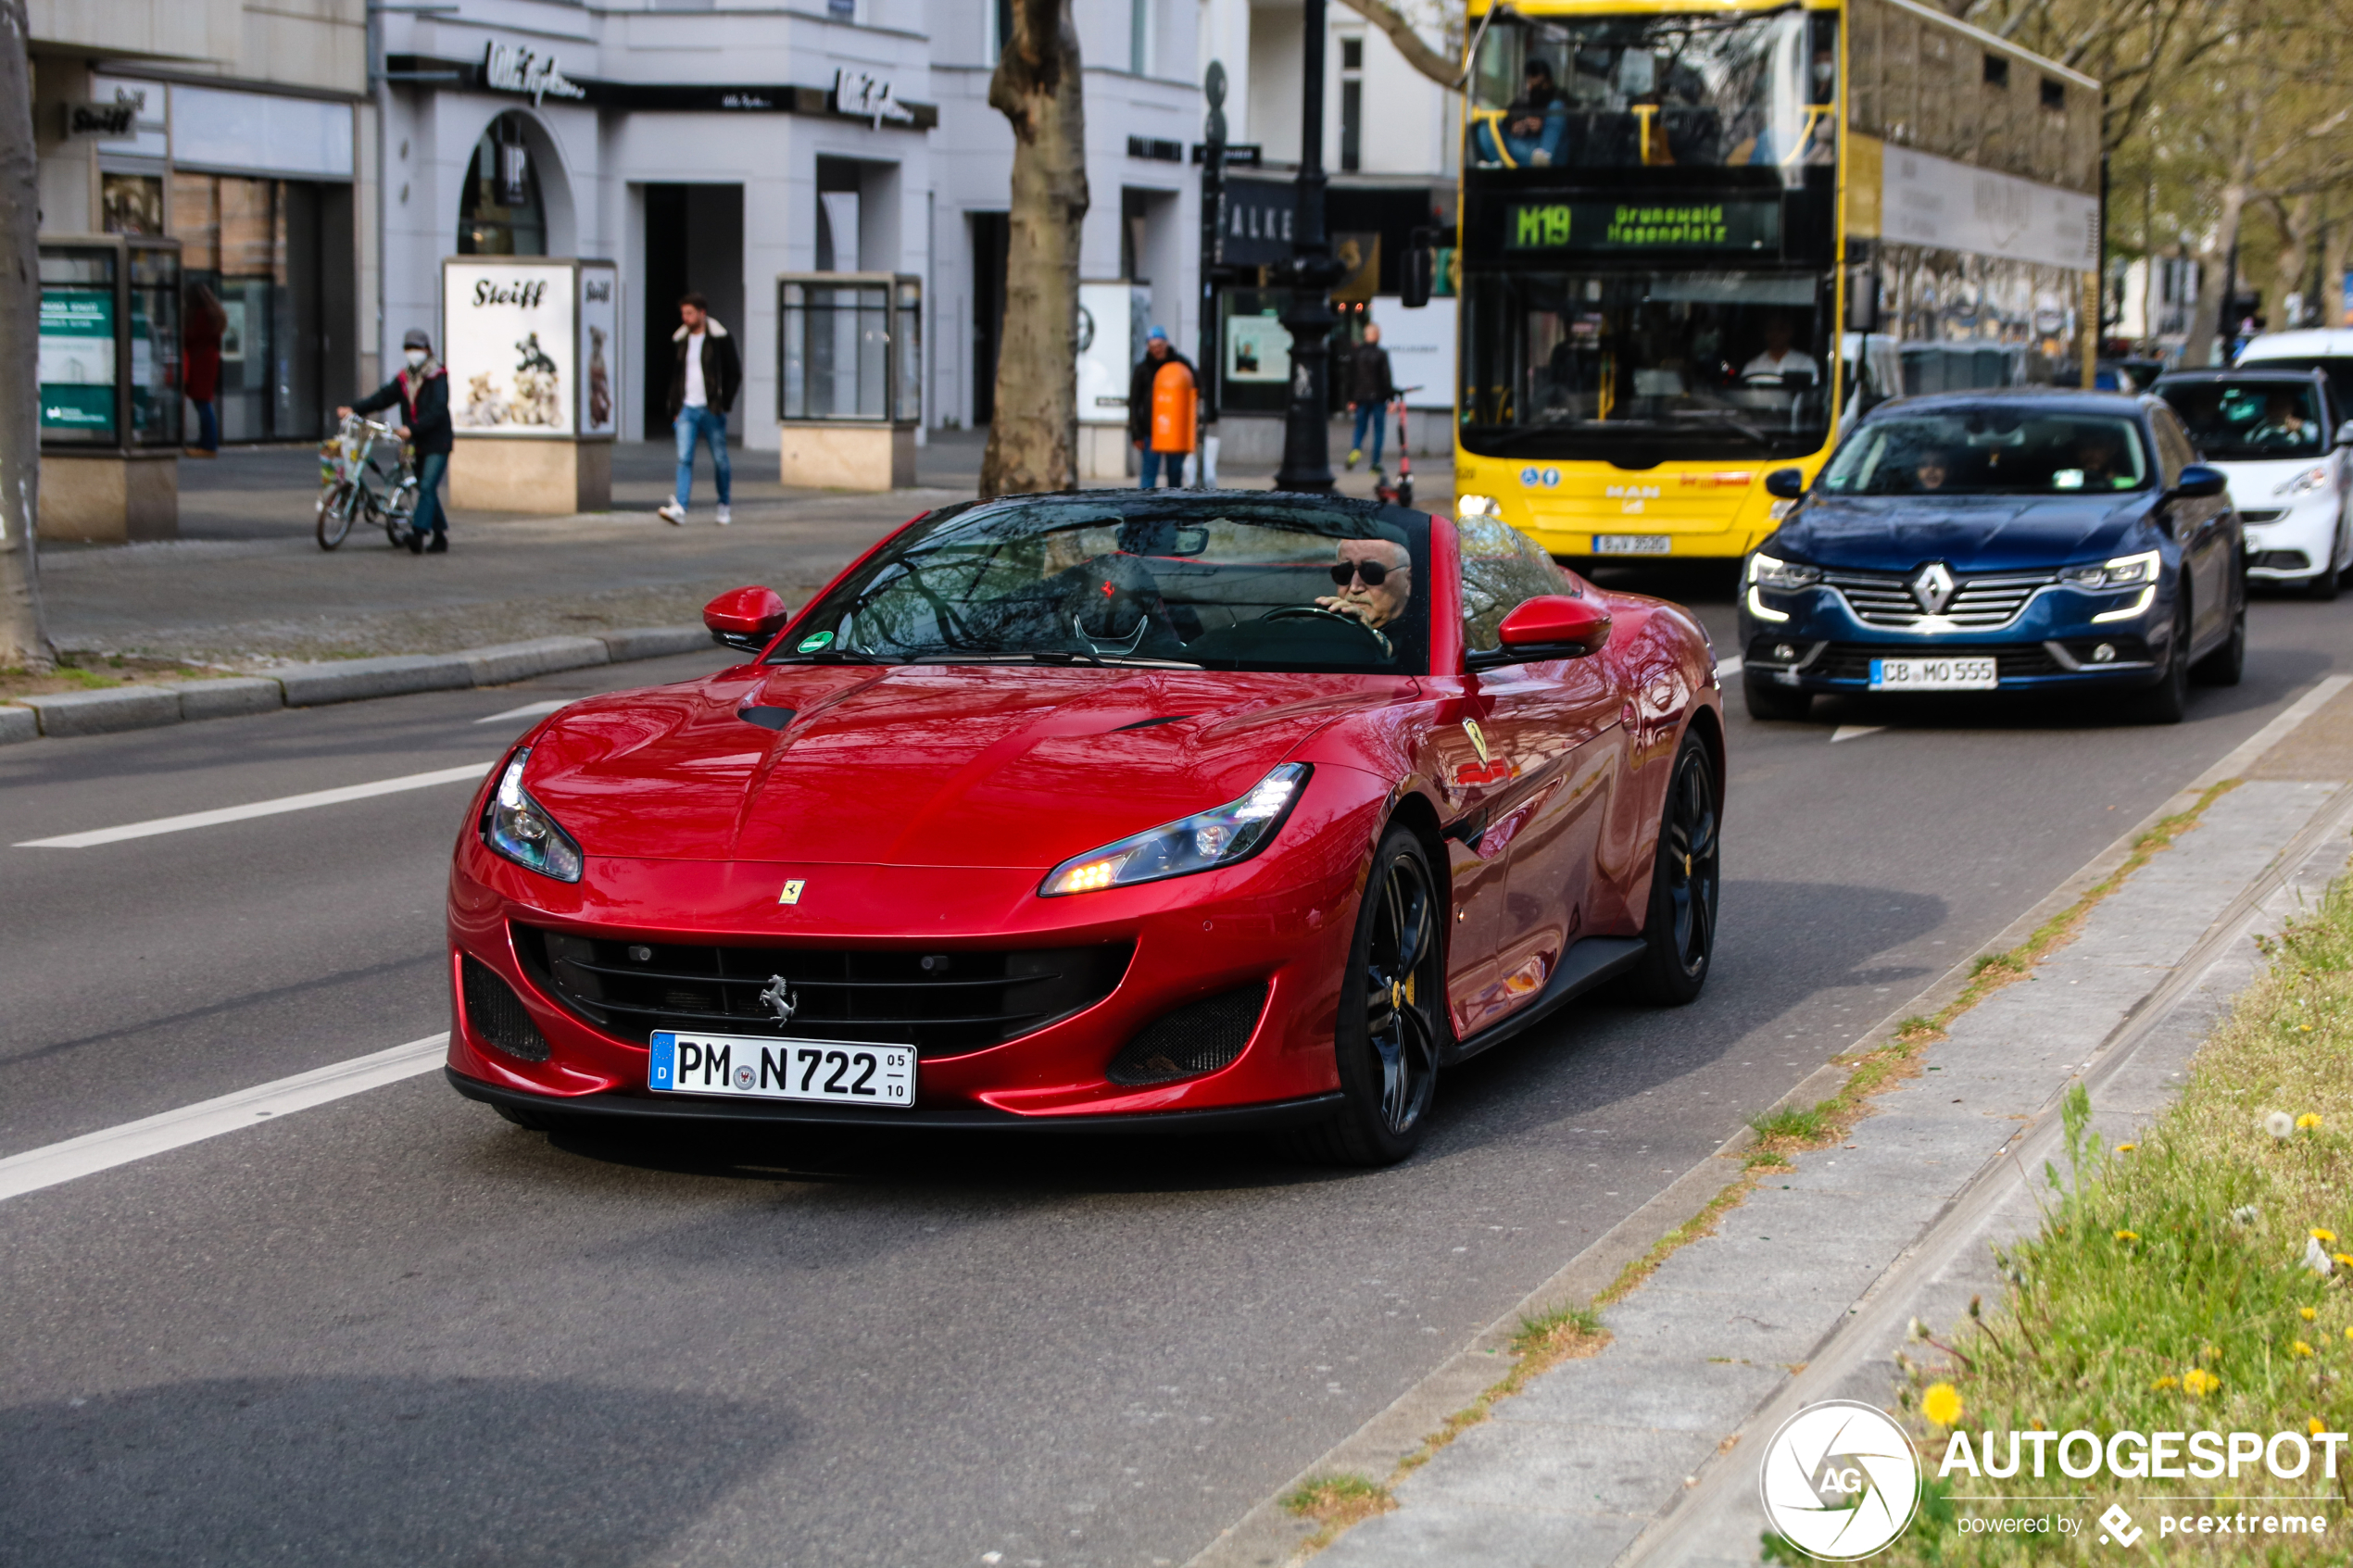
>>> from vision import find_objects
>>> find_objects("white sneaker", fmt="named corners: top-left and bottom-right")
top-left (714, 505), bottom-right (732, 527)
top-left (658, 500), bottom-right (686, 526)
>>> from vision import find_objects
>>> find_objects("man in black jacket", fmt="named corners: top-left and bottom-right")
top-left (339, 327), bottom-right (452, 554)
top-left (1345, 323), bottom-right (1396, 474)
top-left (659, 294), bottom-right (743, 526)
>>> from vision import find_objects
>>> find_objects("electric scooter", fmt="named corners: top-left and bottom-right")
top-left (1373, 387), bottom-right (1419, 510)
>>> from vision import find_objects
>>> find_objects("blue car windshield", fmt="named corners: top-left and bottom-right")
top-left (1821, 411), bottom-right (2151, 496)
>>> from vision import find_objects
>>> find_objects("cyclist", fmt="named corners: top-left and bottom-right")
top-left (338, 328), bottom-right (452, 554)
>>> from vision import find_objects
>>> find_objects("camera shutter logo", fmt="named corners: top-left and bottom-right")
top-left (1758, 1400), bottom-right (1920, 1560)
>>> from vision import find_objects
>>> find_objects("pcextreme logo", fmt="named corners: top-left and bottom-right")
top-left (1759, 1401), bottom-right (1921, 1560)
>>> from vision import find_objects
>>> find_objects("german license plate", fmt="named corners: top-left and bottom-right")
top-left (1593, 534), bottom-right (1673, 555)
top-left (1869, 656), bottom-right (1997, 691)
top-left (648, 1031), bottom-right (915, 1107)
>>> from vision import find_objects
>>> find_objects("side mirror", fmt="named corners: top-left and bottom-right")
top-left (1764, 467), bottom-right (1806, 500)
top-left (705, 585), bottom-right (791, 653)
top-left (1467, 595), bottom-right (1612, 670)
top-left (2171, 465), bottom-right (2227, 501)
top-left (2335, 420), bottom-right (2353, 448)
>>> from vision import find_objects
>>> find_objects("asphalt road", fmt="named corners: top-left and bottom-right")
top-left (3, 576), bottom-right (2346, 1568)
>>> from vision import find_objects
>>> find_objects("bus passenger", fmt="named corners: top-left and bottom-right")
top-left (1474, 58), bottom-right (1568, 168)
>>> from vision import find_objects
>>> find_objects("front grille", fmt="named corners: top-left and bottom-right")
top-left (513, 926), bottom-right (1133, 1059)
top-left (1821, 568), bottom-right (2057, 630)
top-left (462, 954), bottom-right (550, 1061)
top-left (1811, 644), bottom-right (2062, 681)
top-left (1105, 985), bottom-right (1269, 1085)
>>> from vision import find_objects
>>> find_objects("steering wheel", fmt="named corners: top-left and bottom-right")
top-left (1264, 605), bottom-right (1373, 630)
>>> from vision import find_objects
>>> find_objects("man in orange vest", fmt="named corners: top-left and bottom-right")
top-left (1128, 325), bottom-right (1196, 488)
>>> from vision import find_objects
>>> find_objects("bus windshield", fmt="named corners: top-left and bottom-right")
top-left (1460, 268), bottom-right (1831, 460)
top-left (1468, 6), bottom-right (1834, 176)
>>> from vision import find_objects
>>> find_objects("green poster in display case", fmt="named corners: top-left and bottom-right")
top-left (40, 289), bottom-right (116, 435)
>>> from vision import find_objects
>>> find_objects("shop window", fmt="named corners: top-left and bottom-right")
top-left (168, 170), bottom-right (336, 443)
top-left (101, 173), bottom-right (165, 235)
top-left (1131, 0), bottom-right (1152, 75)
top-left (1340, 37), bottom-right (1364, 172)
top-left (459, 113), bottom-right (547, 257)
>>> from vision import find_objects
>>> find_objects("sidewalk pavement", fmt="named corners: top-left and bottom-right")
top-left (43, 431), bottom-right (1446, 670)
top-left (1194, 676), bottom-right (2353, 1568)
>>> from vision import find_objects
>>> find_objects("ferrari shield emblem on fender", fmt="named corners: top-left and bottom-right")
top-left (778, 879), bottom-right (806, 905)
top-left (1462, 719), bottom-right (1491, 765)
top-left (1909, 562), bottom-right (1956, 615)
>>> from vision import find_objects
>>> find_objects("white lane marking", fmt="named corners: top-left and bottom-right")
top-left (0, 1034), bottom-right (448, 1203)
top-left (1831, 725), bottom-right (1886, 744)
top-left (1715, 656), bottom-right (1743, 679)
top-left (15, 761), bottom-right (495, 849)
top-left (475, 699), bottom-right (570, 724)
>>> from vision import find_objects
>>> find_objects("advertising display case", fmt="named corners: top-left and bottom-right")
top-left (38, 234), bottom-right (182, 543)
top-left (441, 257), bottom-right (619, 512)
top-left (775, 272), bottom-right (920, 490)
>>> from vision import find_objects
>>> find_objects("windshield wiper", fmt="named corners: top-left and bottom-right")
top-left (771, 647), bottom-right (887, 664)
top-left (910, 650), bottom-right (1204, 669)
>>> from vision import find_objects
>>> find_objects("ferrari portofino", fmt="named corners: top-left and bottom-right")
top-left (446, 492), bottom-right (1723, 1162)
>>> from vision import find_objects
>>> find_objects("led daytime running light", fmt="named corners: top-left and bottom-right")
top-left (1041, 764), bottom-right (1310, 896)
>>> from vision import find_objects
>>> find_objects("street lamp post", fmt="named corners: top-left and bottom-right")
top-left (1272, 0), bottom-right (1346, 493)
top-left (1196, 60), bottom-right (1227, 490)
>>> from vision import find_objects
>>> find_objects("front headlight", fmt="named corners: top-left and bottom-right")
top-left (1041, 764), bottom-right (1309, 896)
top-left (483, 748), bottom-right (584, 883)
top-left (1745, 551), bottom-right (1820, 590)
top-left (2275, 465), bottom-right (2331, 497)
top-left (1457, 494), bottom-right (1501, 520)
top-left (2060, 549), bottom-right (2160, 591)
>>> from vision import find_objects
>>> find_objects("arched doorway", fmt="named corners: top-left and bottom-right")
top-left (458, 112), bottom-right (547, 256)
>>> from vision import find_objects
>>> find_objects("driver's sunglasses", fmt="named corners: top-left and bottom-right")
top-left (1330, 560), bottom-right (1397, 587)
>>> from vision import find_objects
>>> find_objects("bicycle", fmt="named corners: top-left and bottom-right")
top-left (316, 414), bottom-right (421, 550)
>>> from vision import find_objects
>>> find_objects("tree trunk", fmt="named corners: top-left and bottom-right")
top-left (2182, 143), bottom-right (2256, 368)
top-left (2273, 194), bottom-right (2315, 329)
top-left (0, 0), bottom-right (51, 671)
top-left (980, 0), bottom-right (1088, 498)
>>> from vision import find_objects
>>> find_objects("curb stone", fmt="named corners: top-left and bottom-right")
top-left (0, 623), bottom-right (715, 739)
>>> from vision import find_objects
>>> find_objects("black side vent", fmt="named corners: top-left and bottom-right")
top-left (1106, 985), bottom-right (1269, 1085)
top-left (462, 954), bottom-right (551, 1061)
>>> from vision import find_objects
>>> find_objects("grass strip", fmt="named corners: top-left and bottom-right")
top-left (1292, 781), bottom-right (2246, 1562)
top-left (1872, 867), bottom-right (2353, 1564)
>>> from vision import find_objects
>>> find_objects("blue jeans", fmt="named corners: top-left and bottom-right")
top-left (674, 408), bottom-right (731, 507)
top-left (1139, 448), bottom-right (1186, 488)
top-left (1352, 403), bottom-right (1387, 469)
top-left (194, 400), bottom-right (218, 452)
top-left (412, 451), bottom-right (448, 537)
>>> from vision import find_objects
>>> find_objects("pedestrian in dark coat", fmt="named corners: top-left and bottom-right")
top-left (1345, 323), bottom-right (1397, 473)
top-left (339, 327), bottom-right (453, 554)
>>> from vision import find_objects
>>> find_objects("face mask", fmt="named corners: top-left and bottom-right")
top-left (406, 348), bottom-right (427, 368)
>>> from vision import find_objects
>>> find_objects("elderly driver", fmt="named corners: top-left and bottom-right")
top-left (1316, 538), bottom-right (1413, 649)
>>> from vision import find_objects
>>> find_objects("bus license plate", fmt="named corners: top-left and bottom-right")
top-left (1593, 534), bottom-right (1672, 555)
top-left (1869, 657), bottom-right (1997, 691)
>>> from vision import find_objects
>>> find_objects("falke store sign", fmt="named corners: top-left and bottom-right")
top-left (483, 41), bottom-right (585, 107)
top-left (1217, 177), bottom-right (1296, 268)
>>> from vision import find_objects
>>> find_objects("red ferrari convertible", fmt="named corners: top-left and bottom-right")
top-left (445, 493), bottom-right (1722, 1163)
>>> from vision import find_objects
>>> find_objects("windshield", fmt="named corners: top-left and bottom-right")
top-left (2233, 355), bottom-right (2353, 424)
top-left (774, 496), bottom-right (1430, 675)
top-left (1468, 7), bottom-right (1833, 178)
top-left (1822, 411), bottom-right (2152, 495)
top-left (2160, 380), bottom-right (2328, 460)
top-left (1461, 268), bottom-right (1829, 459)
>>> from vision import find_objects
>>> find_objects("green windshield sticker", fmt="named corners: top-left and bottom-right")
top-left (1505, 200), bottom-right (1778, 252)
top-left (798, 630), bottom-right (836, 652)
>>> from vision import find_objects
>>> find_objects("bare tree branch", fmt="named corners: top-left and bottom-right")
top-left (1334, 0), bottom-right (1461, 90)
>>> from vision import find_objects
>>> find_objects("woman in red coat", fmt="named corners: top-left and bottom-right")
top-left (182, 282), bottom-right (225, 456)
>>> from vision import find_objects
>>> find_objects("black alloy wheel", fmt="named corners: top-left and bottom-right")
top-left (1298, 824), bottom-right (1444, 1166)
top-left (1626, 734), bottom-right (1721, 1005)
top-left (2134, 593), bottom-right (2193, 723)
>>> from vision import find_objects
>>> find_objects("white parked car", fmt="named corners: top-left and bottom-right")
top-left (2155, 367), bottom-right (2353, 597)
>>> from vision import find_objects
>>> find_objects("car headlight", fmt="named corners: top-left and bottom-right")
top-left (1457, 494), bottom-right (1500, 519)
top-left (2275, 465), bottom-right (2331, 497)
top-left (2060, 549), bottom-right (2159, 591)
top-left (1041, 764), bottom-right (1309, 896)
top-left (1744, 551), bottom-right (1820, 590)
top-left (482, 748), bottom-right (583, 883)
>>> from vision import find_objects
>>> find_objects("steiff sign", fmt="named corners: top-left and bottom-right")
top-left (483, 42), bottom-right (586, 107)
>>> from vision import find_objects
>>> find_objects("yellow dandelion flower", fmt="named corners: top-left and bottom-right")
top-left (2304, 1307), bottom-right (2320, 1322)
top-left (2114, 1229), bottom-right (2140, 1243)
top-left (2296, 1341), bottom-right (2316, 1357)
top-left (2334, 1253), bottom-right (2353, 1268)
top-left (1921, 1383), bottom-right (1963, 1427)
top-left (2315, 1229), bottom-right (2337, 1244)
top-left (2314, 1418), bottom-right (2329, 1436)
top-left (2302, 1113), bottom-right (2325, 1130)
top-left (2153, 1374), bottom-right (2179, 1391)
top-left (2116, 1142), bottom-right (2137, 1153)
top-left (2184, 1368), bottom-right (2221, 1397)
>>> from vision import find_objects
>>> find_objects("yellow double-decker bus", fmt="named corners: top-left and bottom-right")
top-left (1449, 0), bottom-right (2103, 563)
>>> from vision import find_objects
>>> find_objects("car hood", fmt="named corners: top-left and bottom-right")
top-left (1775, 495), bottom-right (2152, 573)
top-left (2203, 454), bottom-right (2336, 501)
top-left (518, 663), bottom-right (1406, 868)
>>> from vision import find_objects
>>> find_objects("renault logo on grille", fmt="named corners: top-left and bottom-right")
top-left (1910, 562), bottom-right (1956, 615)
